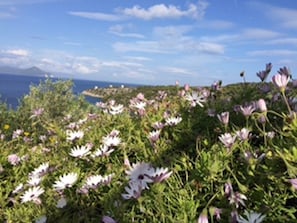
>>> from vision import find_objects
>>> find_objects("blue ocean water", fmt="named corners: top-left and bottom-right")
top-left (0, 73), bottom-right (136, 109)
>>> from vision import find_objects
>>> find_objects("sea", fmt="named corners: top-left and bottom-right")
top-left (0, 73), bottom-right (137, 109)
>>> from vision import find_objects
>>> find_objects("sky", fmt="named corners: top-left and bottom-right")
top-left (0, 0), bottom-right (297, 86)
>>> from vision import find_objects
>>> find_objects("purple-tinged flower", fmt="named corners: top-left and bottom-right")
top-left (30, 108), bottom-right (44, 119)
top-left (219, 133), bottom-right (236, 149)
top-left (228, 191), bottom-right (247, 208)
top-left (209, 207), bottom-right (222, 221)
top-left (217, 112), bottom-right (229, 125)
top-left (240, 104), bottom-right (255, 117)
top-left (12, 129), bottom-right (23, 139)
top-left (126, 162), bottom-right (155, 189)
top-left (289, 178), bottom-right (297, 190)
top-left (69, 145), bottom-right (91, 158)
top-left (122, 180), bottom-right (143, 200)
top-left (109, 104), bottom-right (124, 115)
top-left (152, 167), bottom-right (172, 183)
top-left (231, 211), bottom-right (238, 223)
top-left (8, 154), bottom-right (21, 166)
top-left (35, 215), bottom-right (47, 223)
top-left (256, 70), bottom-right (269, 82)
top-left (53, 172), bottom-right (78, 191)
top-left (259, 83), bottom-right (271, 93)
top-left (197, 209), bottom-right (208, 223)
top-left (102, 216), bottom-right (117, 223)
top-left (102, 134), bottom-right (121, 148)
top-left (66, 130), bottom-right (84, 141)
top-left (148, 130), bottom-right (161, 144)
top-left (272, 73), bottom-right (290, 92)
top-left (278, 66), bottom-right (291, 77)
top-left (224, 181), bottom-right (233, 197)
top-left (152, 121), bottom-right (164, 130)
top-left (184, 84), bottom-right (190, 91)
top-left (92, 144), bottom-right (114, 157)
top-left (257, 99), bottom-right (267, 112)
top-left (236, 128), bottom-right (251, 141)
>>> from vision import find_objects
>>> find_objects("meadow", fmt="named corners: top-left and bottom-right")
top-left (0, 63), bottom-right (297, 223)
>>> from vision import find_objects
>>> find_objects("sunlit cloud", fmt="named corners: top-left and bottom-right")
top-left (4, 49), bottom-right (29, 56)
top-left (109, 25), bottom-right (145, 38)
top-left (113, 41), bottom-right (170, 53)
top-left (120, 0), bottom-right (208, 20)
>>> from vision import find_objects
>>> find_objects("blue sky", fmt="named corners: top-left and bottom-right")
top-left (0, 0), bottom-right (297, 86)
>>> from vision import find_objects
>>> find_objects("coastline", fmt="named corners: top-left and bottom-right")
top-left (81, 90), bottom-right (104, 98)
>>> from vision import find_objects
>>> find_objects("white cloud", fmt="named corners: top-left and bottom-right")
top-left (247, 50), bottom-right (297, 57)
top-left (241, 28), bottom-right (281, 39)
top-left (0, 0), bottom-right (57, 5)
top-left (120, 0), bottom-right (208, 20)
top-left (108, 25), bottom-right (145, 38)
top-left (5, 49), bottom-right (29, 56)
top-left (161, 67), bottom-right (193, 75)
top-left (266, 38), bottom-right (297, 46)
top-left (68, 11), bottom-right (123, 21)
top-left (113, 41), bottom-right (170, 53)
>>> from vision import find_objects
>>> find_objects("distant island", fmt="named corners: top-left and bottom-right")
top-left (0, 66), bottom-right (49, 76)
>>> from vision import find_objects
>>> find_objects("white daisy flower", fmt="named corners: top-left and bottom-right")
top-left (152, 167), bottom-right (173, 183)
top-left (184, 91), bottom-right (206, 107)
top-left (132, 101), bottom-right (146, 110)
top-left (122, 180), bottom-right (142, 200)
top-left (27, 175), bottom-right (42, 186)
top-left (21, 186), bottom-right (44, 204)
top-left (12, 183), bottom-right (24, 194)
top-left (56, 197), bottom-right (67, 208)
top-left (109, 104), bottom-right (124, 115)
top-left (85, 173), bottom-right (114, 189)
top-left (102, 135), bottom-right (121, 147)
top-left (30, 162), bottom-right (49, 178)
top-left (92, 144), bottom-right (114, 157)
top-left (126, 162), bottom-right (155, 189)
top-left (165, 116), bottom-right (182, 126)
top-left (66, 130), bottom-right (84, 141)
top-left (69, 145), bottom-right (91, 158)
top-left (53, 172), bottom-right (78, 191)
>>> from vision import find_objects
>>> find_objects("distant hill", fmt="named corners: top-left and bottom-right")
top-left (0, 66), bottom-right (49, 76)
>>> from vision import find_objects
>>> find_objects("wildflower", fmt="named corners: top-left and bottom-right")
top-left (272, 73), bottom-right (290, 92)
top-left (12, 129), bottom-right (23, 139)
top-left (30, 108), bottom-right (44, 119)
top-left (21, 186), bottom-right (44, 204)
top-left (109, 104), bottom-right (124, 115)
top-left (228, 191), bottom-right (247, 208)
top-left (12, 183), bottom-right (24, 194)
top-left (53, 172), bottom-right (78, 191)
top-left (209, 207), bottom-right (222, 221)
top-left (69, 145), bottom-right (91, 158)
top-left (237, 210), bottom-right (266, 223)
top-left (257, 99), bottom-right (267, 112)
top-left (224, 181), bottom-right (233, 197)
top-left (122, 180), bottom-right (143, 200)
top-left (236, 128), bottom-right (251, 141)
top-left (148, 130), bottom-right (161, 144)
top-left (27, 175), bottom-right (42, 186)
top-left (35, 215), bottom-right (47, 223)
top-left (197, 209), bottom-right (208, 223)
top-left (56, 197), bottom-right (67, 208)
top-left (152, 121), bottom-right (164, 130)
top-left (102, 216), bottom-right (117, 223)
top-left (102, 135), bottom-right (121, 147)
top-left (92, 144), bottom-right (114, 157)
top-left (217, 111), bottom-right (229, 125)
top-left (165, 116), bottom-right (182, 126)
top-left (85, 174), bottom-right (114, 190)
top-left (185, 91), bottom-right (206, 107)
top-left (30, 162), bottom-right (49, 178)
top-left (219, 133), bottom-right (236, 149)
top-left (152, 167), bottom-right (172, 183)
top-left (66, 130), bottom-right (84, 141)
top-left (184, 84), bottom-right (190, 91)
top-left (289, 178), bottom-right (297, 190)
top-left (8, 154), bottom-right (21, 166)
top-left (207, 108), bottom-right (216, 117)
top-left (278, 66), bottom-right (291, 77)
top-left (126, 162), bottom-right (155, 189)
top-left (240, 104), bottom-right (255, 117)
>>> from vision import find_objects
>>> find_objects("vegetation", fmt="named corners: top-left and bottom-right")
top-left (0, 64), bottom-right (297, 222)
